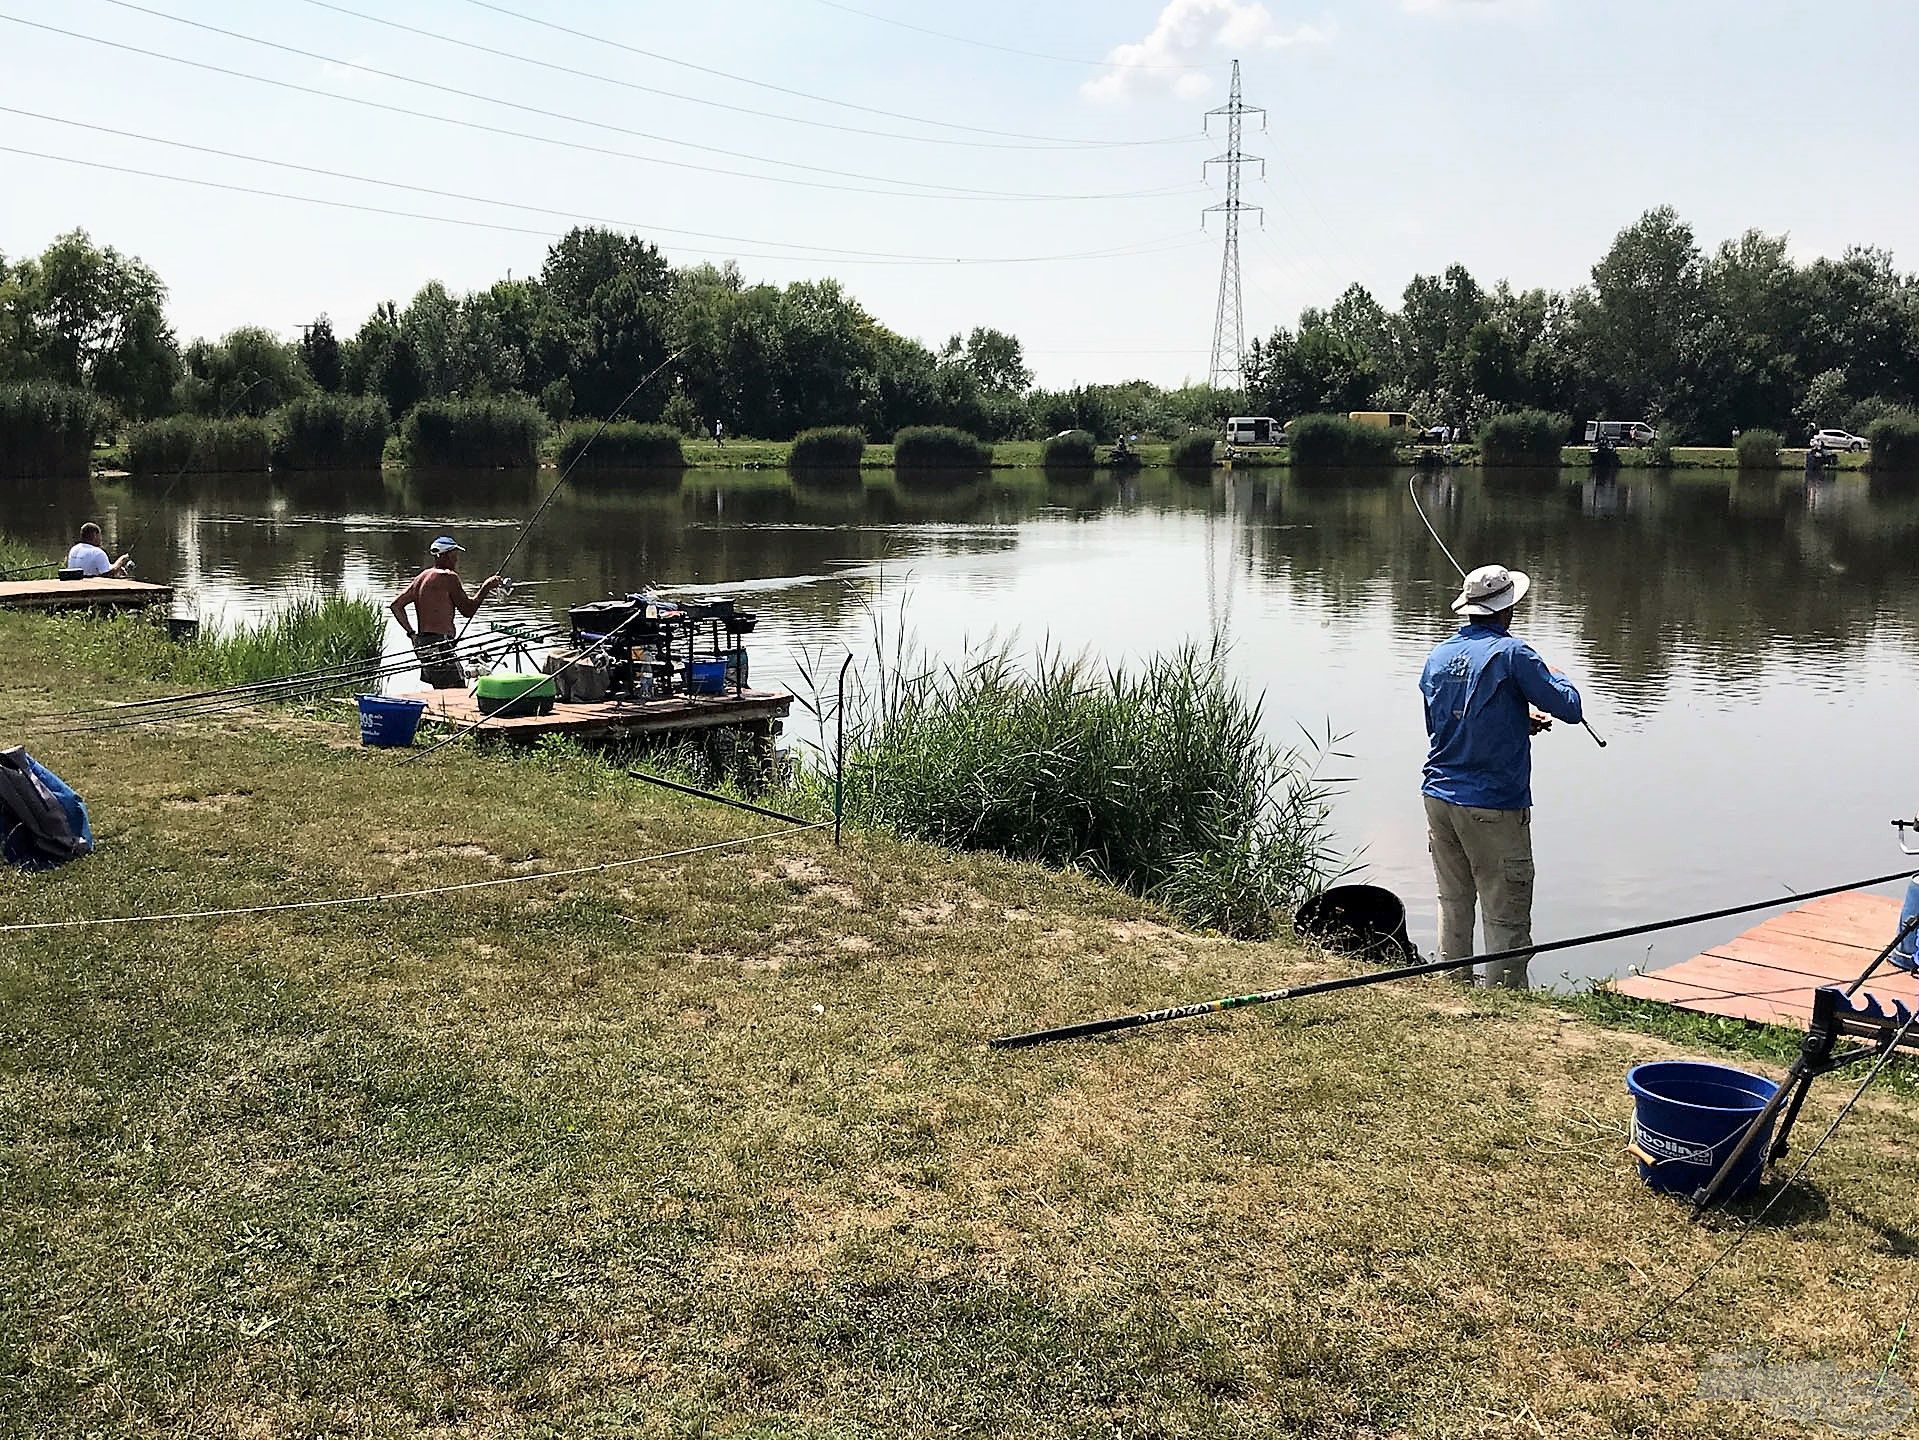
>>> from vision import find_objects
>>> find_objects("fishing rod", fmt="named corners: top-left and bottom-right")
top-left (1407, 477), bottom-right (1608, 749)
top-left (48, 636), bottom-right (516, 736)
top-left (453, 347), bottom-right (688, 646)
top-left (989, 864), bottom-right (1919, 1048)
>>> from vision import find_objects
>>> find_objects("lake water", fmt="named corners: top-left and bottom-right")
top-left (8, 463), bottom-right (1917, 989)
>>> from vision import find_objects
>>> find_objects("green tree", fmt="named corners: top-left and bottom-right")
top-left (1576, 206), bottom-right (1707, 422)
top-left (299, 315), bottom-right (345, 393)
top-left (8, 230), bottom-right (179, 416)
top-left (177, 326), bottom-right (309, 416)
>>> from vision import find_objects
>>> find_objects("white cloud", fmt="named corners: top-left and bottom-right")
top-left (1081, 1), bottom-right (1333, 104)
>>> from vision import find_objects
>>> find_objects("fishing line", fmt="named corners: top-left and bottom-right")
top-left (1618, 997), bottom-right (1919, 1345)
top-left (1406, 476), bottom-right (1609, 749)
top-left (0, 823), bottom-right (828, 934)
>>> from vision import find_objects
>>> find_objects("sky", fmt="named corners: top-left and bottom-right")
top-left (3, 0), bottom-right (1918, 389)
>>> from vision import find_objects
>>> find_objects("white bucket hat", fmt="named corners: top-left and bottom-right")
top-left (1451, 563), bottom-right (1530, 616)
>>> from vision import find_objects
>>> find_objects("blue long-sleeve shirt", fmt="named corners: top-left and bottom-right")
top-left (1420, 623), bottom-right (1583, 810)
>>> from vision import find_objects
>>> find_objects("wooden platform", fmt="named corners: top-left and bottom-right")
top-left (0, 577), bottom-right (172, 612)
top-left (391, 686), bottom-right (793, 743)
top-left (1608, 891), bottom-right (1917, 1028)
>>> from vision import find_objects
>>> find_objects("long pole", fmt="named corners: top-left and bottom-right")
top-left (833, 652), bottom-right (852, 848)
top-left (989, 866), bottom-right (1919, 1048)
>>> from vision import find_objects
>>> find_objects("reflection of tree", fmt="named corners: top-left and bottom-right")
top-left (10, 467), bottom-right (1919, 700)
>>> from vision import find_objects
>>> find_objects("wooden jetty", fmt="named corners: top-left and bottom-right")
top-left (0, 577), bottom-right (172, 612)
top-left (1608, 891), bottom-right (1917, 1029)
top-left (390, 685), bottom-right (793, 745)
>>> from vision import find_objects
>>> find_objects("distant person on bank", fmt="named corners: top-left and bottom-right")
top-left (65, 523), bottom-right (130, 579)
top-left (389, 536), bottom-right (501, 689)
top-left (1420, 563), bottom-right (1583, 989)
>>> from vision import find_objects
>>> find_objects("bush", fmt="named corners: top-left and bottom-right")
top-left (1734, 428), bottom-right (1782, 469)
top-left (829, 643), bottom-right (1340, 938)
top-left (1867, 410), bottom-right (1919, 470)
top-left (892, 426), bottom-right (992, 469)
top-left (788, 426), bottom-right (866, 469)
top-left (1478, 410), bottom-right (1569, 467)
top-left (1170, 433), bottom-right (1216, 471)
top-left (181, 595), bottom-right (385, 692)
top-left (1040, 430), bottom-right (1096, 470)
top-left (556, 420), bottom-right (684, 470)
top-left (272, 394), bottom-right (390, 470)
top-left (127, 416), bottom-right (272, 474)
top-left (402, 395), bottom-right (545, 469)
top-left (0, 382), bottom-right (100, 478)
top-left (1646, 433), bottom-right (1675, 467)
top-left (1285, 414), bottom-right (1398, 468)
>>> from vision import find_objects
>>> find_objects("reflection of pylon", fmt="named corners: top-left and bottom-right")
top-left (1204, 59), bottom-right (1264, 391)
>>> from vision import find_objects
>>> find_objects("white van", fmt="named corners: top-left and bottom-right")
top-left (1585, 419), bottom-right (1657, 447)
top-left (1225, 415), bottom-right (1283, 447)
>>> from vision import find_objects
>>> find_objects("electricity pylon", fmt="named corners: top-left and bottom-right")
top-left (1203, 60), bottom-right (1264, 391)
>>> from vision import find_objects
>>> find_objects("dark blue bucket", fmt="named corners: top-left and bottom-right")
top-left (1625, 1060), bottom-right (1780, 1202)
top-left (357, 695), bottom-right (427, 747)
top-left (687, 660), bottom-right (728, 695)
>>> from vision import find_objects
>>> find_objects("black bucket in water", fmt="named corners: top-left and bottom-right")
top-left (1295, 885), bottom-right (1417, 965)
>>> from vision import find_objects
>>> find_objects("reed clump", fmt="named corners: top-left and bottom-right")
top-left (892, 426), bottom-right (992, 469)
top-left (1477, 410), bottom-right (1569, 467)
top-left (272, 395), bottom-right (390, 471)
top-left (1867, 411), bottom-right (1919, 471)
top-left (180, 595), bottom-right (385, 691)
top-left (557, 421), bottom-right (686, 470)
top-left (829, 642), bottom-right (1341, 938)
top-left (127, 416), bottom-right (272, 474)
top-left (0, 382), bottom-right (100, 478)
top-left (788, 426), bottom-right (867, 470)
top-left (402, 396), bottom-right (545, 469)
top-left (1170, 433), bottom-right (1216, 471)
top-left (1040, 430), bottom-right (1096, 470)
top-left (1734, 428), bottom-right (1782, 469)
top-left (1285, 415), bottom-right (1398, 468)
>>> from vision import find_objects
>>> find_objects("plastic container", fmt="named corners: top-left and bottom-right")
top-left (475, 673), bottom-right (556, 717)
top-left (1625, 1060), bottom-right (1780, 1202)
top-left (1295, 884), bottom-right (1417, 964)
top-left (687, 659), bottom-right (729, 695)
top-left (358, 695), bottom-right (427, 747)
top-left (1895, 874), bottom-right (1919, 973)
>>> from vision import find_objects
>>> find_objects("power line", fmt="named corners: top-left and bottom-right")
top-left (0, 145), bottom-right (1208, 269)
top-left (80, 2), bottom-right (1187, 203)
top-left (0, 108), bottom-right (1207, 267)
top-left (296, 0), bottom-right (1196, 152)
top-left (798, 0), bottom-right (1226, 73)
top-left (455, 0), bottom-right (1183, 146)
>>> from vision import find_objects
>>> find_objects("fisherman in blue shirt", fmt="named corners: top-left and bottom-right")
top-left (1421, 563), bottom-right (1583, 988)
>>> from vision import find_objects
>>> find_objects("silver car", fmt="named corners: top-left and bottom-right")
top-left (1809, 427), bottom-right (1869, 452)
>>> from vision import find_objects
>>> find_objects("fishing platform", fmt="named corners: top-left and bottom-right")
top-left (389, 685), bottom-right (792, 745)
top-left (1608, 891), bottom-right (1918, 1030)
top-left (0, 577), bottom-right (172, 612)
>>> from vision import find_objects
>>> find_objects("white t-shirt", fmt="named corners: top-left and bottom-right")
top-left (66, 543), bottom-right (113, 577)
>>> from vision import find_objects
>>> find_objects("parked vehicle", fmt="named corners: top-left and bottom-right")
top-left (1809, 427), bottom-right (1869, 452)
top-left (1584, 419), bottom-right (1657, 448)
top-left (1416, 423), bottom-right (1453, 444)
top-left (1348, 411), bottom-right (1424, 435)
top-left (1224, 415), bottom-right (1284, 447)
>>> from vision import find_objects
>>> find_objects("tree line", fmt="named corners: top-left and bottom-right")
top-left (5, 208), bottom-right (1919, 446)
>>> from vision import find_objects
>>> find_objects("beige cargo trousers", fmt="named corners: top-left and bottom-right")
top-left (1423, 796), bottom-right (1535, 989)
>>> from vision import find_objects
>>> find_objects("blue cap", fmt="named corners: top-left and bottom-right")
top-left (429, 535), bottom-right (462, 555)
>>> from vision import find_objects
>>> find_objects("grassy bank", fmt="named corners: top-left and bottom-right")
top-left (3, 615), bottom-right (1918, 1436)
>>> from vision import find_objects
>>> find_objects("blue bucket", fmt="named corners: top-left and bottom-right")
top-left (357, 695), bottom-right (427, 747)
top-left (1625, 1060), bottom-right (1780, 1202)
top-left (687, 659), bottom-right (728, 695)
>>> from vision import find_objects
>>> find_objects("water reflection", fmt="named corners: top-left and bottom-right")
top-left (5, 464), bottom-right (1917, 987)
